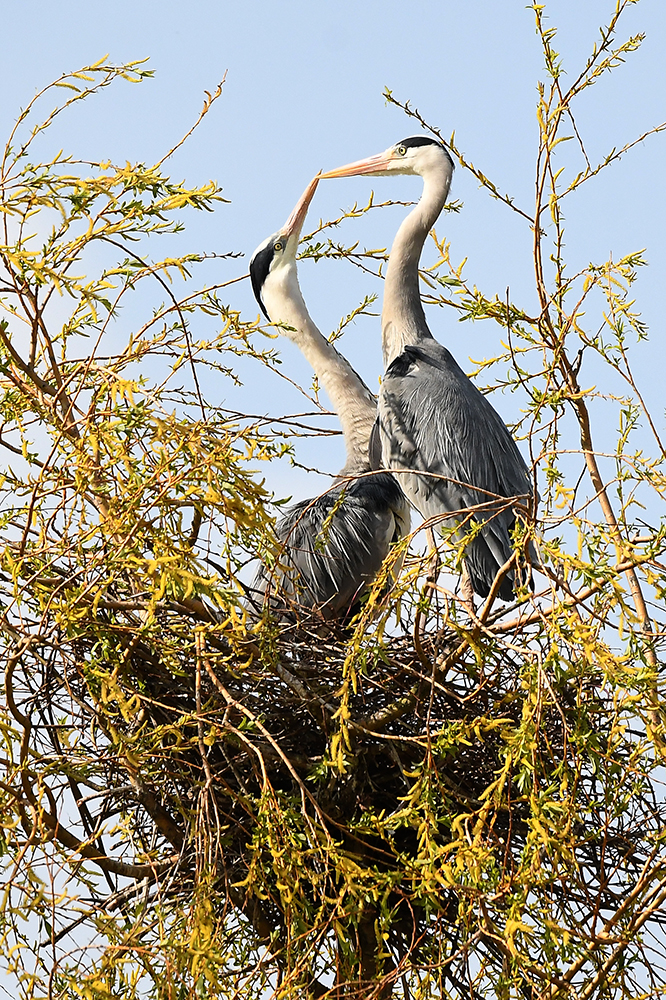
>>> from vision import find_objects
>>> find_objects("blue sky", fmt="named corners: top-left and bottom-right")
top-left (2, 0), bottom-right (665, 501)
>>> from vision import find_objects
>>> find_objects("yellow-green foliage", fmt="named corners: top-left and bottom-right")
top-left (1, 7), bottom-right (666, 998)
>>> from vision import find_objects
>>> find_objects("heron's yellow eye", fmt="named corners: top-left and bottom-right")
top-left (397, 146), bottom-right (407, 156)
top-left (274, 240), bottom-right (283, 252)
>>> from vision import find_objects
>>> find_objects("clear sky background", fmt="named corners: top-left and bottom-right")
top-left (1, 0), bottom-right (665, 505)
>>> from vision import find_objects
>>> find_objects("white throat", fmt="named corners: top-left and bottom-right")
top-left (381, 157), bottom-right (452, 367)
top-left (261, 264), bottom-right (377, 476)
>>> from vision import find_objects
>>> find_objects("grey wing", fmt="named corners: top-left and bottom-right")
top-left (378, 343), bottom-right (535, 593)
top-left (251, 475), bottom-right (409, 618)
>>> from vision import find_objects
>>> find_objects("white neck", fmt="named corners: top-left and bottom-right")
top-left (262, 267), bottom-right (377, 476)
top-left (381, 160), bottom-right (452, 367)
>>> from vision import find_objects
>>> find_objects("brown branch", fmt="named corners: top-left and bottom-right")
top-left (155, 73), bottom-right (227, 168)
top-left (196, 631), bottom-right (331, 839)
top-left (531, 73), bottom-right (659, 684)
top-left (383, 91), bottom-right (535, 225)
top-left (100, 236), bottom-right (208, 419)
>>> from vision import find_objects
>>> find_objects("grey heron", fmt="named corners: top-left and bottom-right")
top-left (249, 175), bottom-right (410, 618)
top-left (321, 137), bottom-right (537, 602)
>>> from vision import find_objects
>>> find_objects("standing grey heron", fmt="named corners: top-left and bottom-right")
top-left (321, 137), bottom-right (537, 602)
top-left (248, 175), bottom-right (410, 618)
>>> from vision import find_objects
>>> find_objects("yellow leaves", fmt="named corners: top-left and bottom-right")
top-left (553, 483), bottom-right (575, 510)
top-left (504, 917), bottom-right (534, 957)
top-left (109, 377), bottom-right (136, 406)
top-left (548, 139), bottom-right (572, 157)
top-left (329, 729), bottom-right (351, 773)
top-left (479, 756), bottom-right (512, 809)
top-left (449, 811), bottom-right (473, 845)
top-left (96, 668), bottom-right (141, 723)
top-left (527, 808), bottom-right (552, 849)
top-left (203, 725), bottom-right (219, 747)
top-left (471, 715), bottom-right (512, 741)
top-left (188, 899), bottom-right (214, 954)
top-left (161, 192), bottom-right (195, 212)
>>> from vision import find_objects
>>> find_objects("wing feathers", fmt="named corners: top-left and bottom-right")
top-left (252, 473), bottom-right (409, 617)
top-left (379, 342), bottom-right (536, 598)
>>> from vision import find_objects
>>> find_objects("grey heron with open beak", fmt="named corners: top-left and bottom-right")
top-left (248, 175), bottom-right (410, 618)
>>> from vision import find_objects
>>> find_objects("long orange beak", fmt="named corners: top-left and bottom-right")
top-left (320, 150), bottom-right (395, 179)
top-left (282, 174), bottom-right (321, 238)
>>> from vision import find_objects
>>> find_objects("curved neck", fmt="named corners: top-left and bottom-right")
top-left (381, 162), bottom-right (451, 367)
top-left (262, 268), bottom-right (376, 475)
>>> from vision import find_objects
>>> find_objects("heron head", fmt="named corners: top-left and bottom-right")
top-left (320, 136), bottom-right (453, 181)
top-left (250, 175), bottom-right (320, 319)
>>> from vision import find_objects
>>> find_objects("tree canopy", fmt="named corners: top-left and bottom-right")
top-left (1, 5), bottom-right (666, 998)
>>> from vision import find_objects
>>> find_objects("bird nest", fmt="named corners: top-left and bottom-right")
top-left (5, 556), bottom-right (660, 1000)
top-left (8, 586), bottom-right (611, 876)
